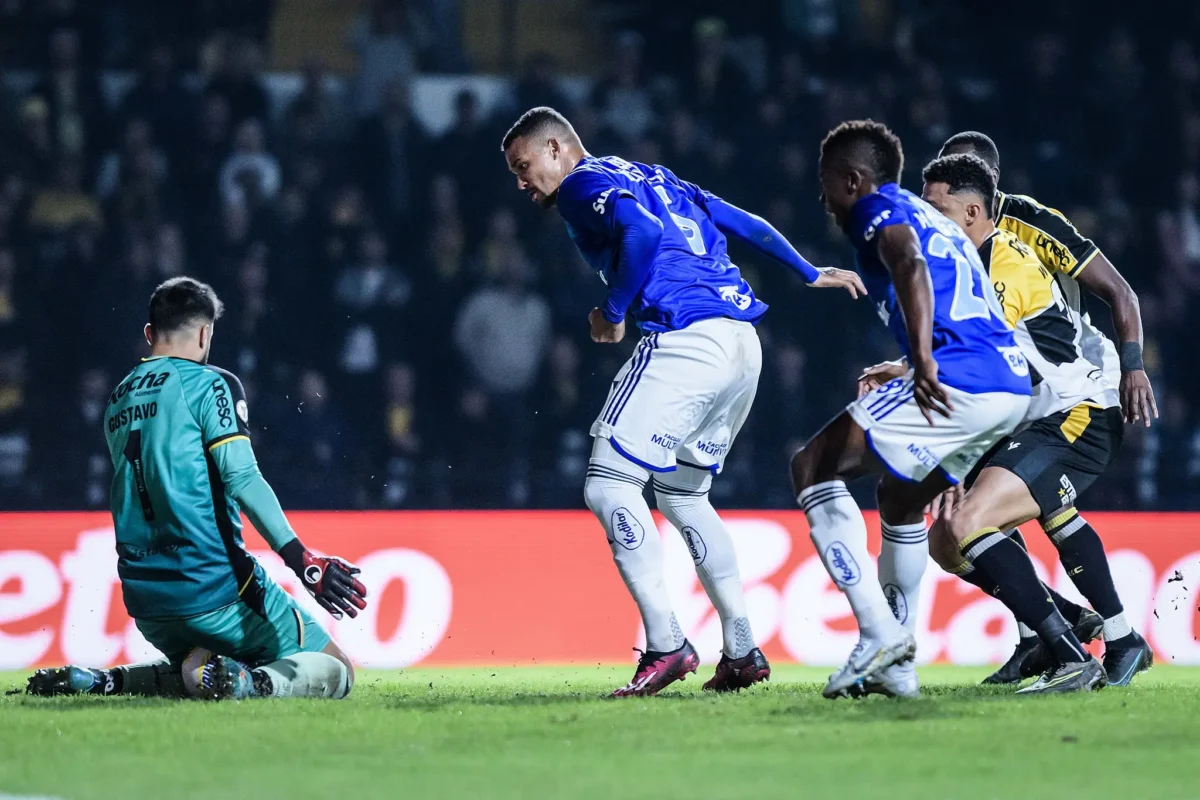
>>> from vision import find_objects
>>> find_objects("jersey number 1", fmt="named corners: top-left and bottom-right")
top-left (123, 429), bottom-right (156, 523)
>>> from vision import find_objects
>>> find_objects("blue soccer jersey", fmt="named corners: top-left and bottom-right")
top-left (847, 183), bottom-right (1031, 396)
top-left (555, 155), bottom-right (768, 333)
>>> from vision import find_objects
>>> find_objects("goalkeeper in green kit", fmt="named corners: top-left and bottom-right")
top-left (27, 277), bottom-right (367, 700)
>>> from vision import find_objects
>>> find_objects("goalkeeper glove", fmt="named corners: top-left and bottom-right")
top-left (279, 539), bottom-right (368, 620)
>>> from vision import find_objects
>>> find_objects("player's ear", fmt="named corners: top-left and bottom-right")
top-left (144, 323), bottom-right (153, 346)
top-left (547, 136), bottom-right (560, 159)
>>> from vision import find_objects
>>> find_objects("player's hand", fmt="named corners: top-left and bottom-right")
top-left (926, 484), bottom-right (964, 522)
top-left (911, 356), bottom-right (953, 425)
top-left (589, 308), bottom-right (626, 343)
top-left (809, 267), bottom-right (866, 299)
top-left (857, 360), bottom-right (908, 398)
top-left (1119, 369), bottom-right (1158, 427)
top-left (293, 550), bottom-right (368, 620)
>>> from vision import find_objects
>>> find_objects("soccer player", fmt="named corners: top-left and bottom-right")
top-left (909, 153), bottom-right (1147, 691)
top-left (793, 120), bottom-right (1103, 699)
top-left (27, 277), bottom-right (367, 700)
top-left (938, 132), bottom-right (1154, 685)
top-left (501, 106), bottom-right (866, 697)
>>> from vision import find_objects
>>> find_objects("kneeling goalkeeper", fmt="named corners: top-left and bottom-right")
top-left (28, 277), bottom-right (366, 700)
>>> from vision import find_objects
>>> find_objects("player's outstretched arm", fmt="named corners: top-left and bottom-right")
top-left (213, 442), bottom-right (369, 619)
top-left (704, 197), bottom-right (865, 297)
top-left (1075, 254), bottom-right (1158, 426)
top-left (877, 224), bottom-right (952, 424)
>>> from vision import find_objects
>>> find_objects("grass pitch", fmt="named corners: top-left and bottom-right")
top-left (2, 665), bottom-right (1199, 799)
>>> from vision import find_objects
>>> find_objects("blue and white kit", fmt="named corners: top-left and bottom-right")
top-left (556, 155), bottom-right (820, 474)
top-left (844, 183), bottom-right (1033, 483)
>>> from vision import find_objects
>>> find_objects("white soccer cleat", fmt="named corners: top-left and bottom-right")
top-left (823, 631), bottom-right (916, 699)
top-left (855, 659), bottom-right (920, 699)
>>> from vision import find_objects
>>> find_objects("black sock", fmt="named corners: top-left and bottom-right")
top-left (1007, 528), bottom-right (1086, 625)
top-left (1043, 512), bottom-right (1124, 620)
top-left (963, 529), bottom-right (1088, 664)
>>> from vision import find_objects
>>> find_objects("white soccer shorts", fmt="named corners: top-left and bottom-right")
top-left (590, 318), bottom-right (761, 474)
top-left (848, 372), bottom-right (1031, 483)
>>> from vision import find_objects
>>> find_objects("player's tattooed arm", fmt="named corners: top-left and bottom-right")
top-left (877, 224), bottom-right (952, 424)
top-left (1075, 254), bottom-right (1158, 426)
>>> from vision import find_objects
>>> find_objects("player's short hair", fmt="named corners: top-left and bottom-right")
top-left (922, 153), bottom-right (997, 219)
top-left (148, 276), bottom-right (224, 338)
top-left (501, 106), bottom-right (579, 152)
top-left (819, 120), bottom-right (904, 185)
top-left (940, 131), bottom-right (1000, 173)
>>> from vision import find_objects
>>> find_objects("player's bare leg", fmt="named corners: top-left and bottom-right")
top-left (653, 465), bottom-right (769, 692)
top-left (928, 467), bottom-right (1106, 694)
top-left (585, 437), bottom-right (698, 697)
top-left (790, 411), bottom-right (945, 698)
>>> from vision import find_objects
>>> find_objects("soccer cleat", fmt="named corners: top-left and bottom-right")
top-left (854, 659), bottom-right (920, 699)
top-left (1015, 656), bottom-right (1107, 695)
top-left (611, 640), bottom-right (700, 698)
top-left (982, 638), bottom-right (1040, 685)
top-left (1015, 608), bottom-right (1105, 681)
top-left (703, 648), bottom-right (771, 693)
top-left (26, 666), bottom-right (113, 697)
top-left (1103, 632), bottom-right (1153, 687)
top-left (190, 653), bottom-right (255, 701)
top-left (823, 631), bottom-right (916, 699)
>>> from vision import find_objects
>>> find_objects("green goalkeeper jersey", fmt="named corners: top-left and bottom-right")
top-left (104, 356), bottom-right (292, 620)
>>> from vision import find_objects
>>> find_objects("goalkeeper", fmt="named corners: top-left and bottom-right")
top-left (27, 277), bottom-right (367, 701)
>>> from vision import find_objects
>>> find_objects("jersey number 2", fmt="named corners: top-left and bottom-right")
top-left (652, 185), bottom-right (707, 256)
top-left (123, 429), bottom-right (156, 523)
top-left (928, 233), bottom-right (1006, 322)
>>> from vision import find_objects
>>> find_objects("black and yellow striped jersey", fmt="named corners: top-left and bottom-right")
top-left (979, 229), bottom-right (1118, 420)
top-left (995, 191), bottom-right (1120, 394)
top-left (995, 192), bottom-right (1098, 280)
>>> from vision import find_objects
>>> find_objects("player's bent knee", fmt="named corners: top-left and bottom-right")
top-left (927, 522), bottom-right (963, 572)
top-left (323, 640), bottom-right (354, 692)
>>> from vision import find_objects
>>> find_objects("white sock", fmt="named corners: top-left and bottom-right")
top-left (654, 469), bottom-right (755, 659)
top-left (1103, 612), bottom-right (1133, 641)
top-left (798, 480), bottom-right (898, 640)
top-left (878, 520), bottom-right (927, 634)
top-left (586, 441), bottom-right (684, 652)
top-left (257, 652), bottom-right (351, 699)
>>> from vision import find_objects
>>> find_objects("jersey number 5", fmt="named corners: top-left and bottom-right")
top-left (652, 184), bottom-right (707, 256)
top-left (928, 233), bottom-right (1006, 322)
top-left (123, 429), bottom-right (156, 523)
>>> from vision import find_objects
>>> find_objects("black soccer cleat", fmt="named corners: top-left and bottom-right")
top-left (26, 666), bottom-right (112, 697)
top-left (982, 638), bottom-right (1040, 685)
top-left (1103, 631), bottom-right (1153, 687)
top-left (703, 648), bottom-right (771, 693)
top-left (1017, 608), bottom-right (1105, 681)
top-left (1016, 656), bottom-right (1107, 695)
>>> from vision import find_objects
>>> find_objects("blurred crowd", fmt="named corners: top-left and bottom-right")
top-left (2, 0), bottom-right (1199, 511)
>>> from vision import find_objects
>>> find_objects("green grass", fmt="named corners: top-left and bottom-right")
top-left (3, 666), bottom-right (1200, 799)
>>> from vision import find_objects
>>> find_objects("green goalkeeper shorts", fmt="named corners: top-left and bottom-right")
top-left (134, 566), bottom-right (332, 666)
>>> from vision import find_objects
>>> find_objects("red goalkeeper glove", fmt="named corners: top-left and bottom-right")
top-left (280, 540), bottom-right (368, 620)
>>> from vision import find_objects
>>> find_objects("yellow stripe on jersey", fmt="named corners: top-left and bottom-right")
top-left (996, 192), bottom-right (1099, 279)
top-left (208, 435), bottom-right (250, 452)
top-left (980, 230), bottom-right (1055, 328)
top-left (1059, 404), bottom-right (1093, 443)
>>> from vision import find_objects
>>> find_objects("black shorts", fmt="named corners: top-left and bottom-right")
top-left (968, 405), bottom-right (1124, 518)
